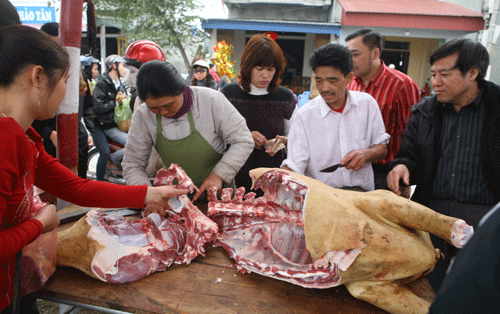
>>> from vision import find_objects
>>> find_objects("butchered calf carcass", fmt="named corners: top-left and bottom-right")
top-left (56, 164), bottom-right (218, 284)
top-left (207, 168), bottom-right (474, 314)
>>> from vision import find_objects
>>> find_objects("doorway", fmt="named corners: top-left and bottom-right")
top-left (382, 40), bottom-right (410, 74)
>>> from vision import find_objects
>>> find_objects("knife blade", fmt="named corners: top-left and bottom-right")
top-left (319, 164), bottom-right (344, 173)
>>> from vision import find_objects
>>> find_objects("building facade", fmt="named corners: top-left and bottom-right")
top-left (202, 0), bottom-right (491, 93)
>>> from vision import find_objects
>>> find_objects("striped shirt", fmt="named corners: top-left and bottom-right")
top-left (432, 90), bottom-right (497, 205)
top-left (348, 62), bottom-right (421, 165)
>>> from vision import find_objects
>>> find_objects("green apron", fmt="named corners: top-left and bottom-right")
top-left (155, 110), bottom-right (224, 189)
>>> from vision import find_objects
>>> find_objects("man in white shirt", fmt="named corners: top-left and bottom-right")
top-left (281, 43), bottom-right (389, 191)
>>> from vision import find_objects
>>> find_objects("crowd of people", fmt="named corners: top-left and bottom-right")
top-left (1, 0), bottom-right (500, 312)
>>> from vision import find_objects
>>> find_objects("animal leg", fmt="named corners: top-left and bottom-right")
top-left (354, 190), bottom-right (473, 248)
top-left (345, 280), bottom-right (431, 314)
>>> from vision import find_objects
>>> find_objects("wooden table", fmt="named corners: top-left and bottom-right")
top-left (35, 207), bottom-right (436, 314)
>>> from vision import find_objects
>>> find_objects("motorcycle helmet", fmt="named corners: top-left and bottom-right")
top-left (105, 54), bottom-right (127, 72)
top-left (124, 40), bottom-right (166, 69)
top-left (80, 55), bottom-right (100, 67)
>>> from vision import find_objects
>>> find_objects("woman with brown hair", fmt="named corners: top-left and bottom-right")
top-left (222, 33), bottom-right (297, 193)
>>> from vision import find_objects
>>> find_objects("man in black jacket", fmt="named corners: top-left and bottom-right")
top-left (387, 38), bottom-right (500, 292)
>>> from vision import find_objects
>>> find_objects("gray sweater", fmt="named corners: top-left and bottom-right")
top-left (122, 87), bottom-right (254, 186)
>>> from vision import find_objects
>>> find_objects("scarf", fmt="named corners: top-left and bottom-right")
top-left (171, 86), bottom-right (193, 119)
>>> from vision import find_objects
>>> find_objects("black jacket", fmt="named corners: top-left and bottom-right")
top-left (388, 80), bottom-right (500, 205)
top-left (93, 73), bottom-right (121, 130)
top-left (80, 72), bottom-right (95, 134)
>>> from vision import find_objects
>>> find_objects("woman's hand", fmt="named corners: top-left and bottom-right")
top-left (265, 135), bottom-right (287, 157)
top-left (145, 185), bottom-right (190, 208)
top-left (251, 131), bottom-right (267, 150)
top-left (193, 172), bottom-right (223, 203)
top-left (143, 204), bottom-right (168, 217)
top-left (32, 204), bottom-right (60, 234)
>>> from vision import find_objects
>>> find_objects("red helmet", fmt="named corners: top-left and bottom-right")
top-left (124, 40), bottom-right (166, 68)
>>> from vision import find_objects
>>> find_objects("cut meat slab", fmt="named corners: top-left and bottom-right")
top-left (56, 164), bottom-right (218, 283)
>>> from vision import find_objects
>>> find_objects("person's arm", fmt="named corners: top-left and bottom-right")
top-left (34, 146), bottom-right (188, 209)
top-left (0, 219), bottom-right (43, 262)
top-left (342, 95), bottom-right (389, 171)
top-left (191, 92), bottom-right (254, 202)
top-left (122, 106), bottom-right (156, 186)
top-left (49, 129), bottom-right (57, 148)
top-left (282, 165), bottom-right (293, 172)
top-left (387, 106), bottom-right (422, 196)
top-left (0, 140), bottom-right (54, 261)
top-left (280, 114), bottom-right (310, 175)
top-left (207, 92), bottom-right (254, 184)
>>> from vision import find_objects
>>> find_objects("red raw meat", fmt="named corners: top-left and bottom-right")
top-left (208, 186), bottom-right (344, 288)
top-left (57, 164), bottom-right (218, 284)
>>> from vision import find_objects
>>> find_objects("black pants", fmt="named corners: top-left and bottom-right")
top-left (426, 200), bottom-right (495, 292)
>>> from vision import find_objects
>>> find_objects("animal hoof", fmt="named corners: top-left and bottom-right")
top-left (451, 220), bottom-right (474, 248)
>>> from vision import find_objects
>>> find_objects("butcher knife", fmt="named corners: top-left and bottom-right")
top-left (320, 164), bottom-right (344, 173)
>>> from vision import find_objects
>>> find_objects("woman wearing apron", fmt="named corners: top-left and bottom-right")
top-left (122, 61), bottom-right (254, 216)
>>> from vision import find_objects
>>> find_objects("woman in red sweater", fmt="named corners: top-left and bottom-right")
top-left (0, 25), bottom-right (188, 312)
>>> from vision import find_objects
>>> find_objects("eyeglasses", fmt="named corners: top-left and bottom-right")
top-left (194, 69), bottom-right (206, 73)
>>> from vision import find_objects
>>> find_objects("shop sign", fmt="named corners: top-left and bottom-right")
top-left (15, 6), bottom-right (56, 24)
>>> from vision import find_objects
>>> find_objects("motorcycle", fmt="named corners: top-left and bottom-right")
top-left (87, 141), bottom-right (126, 184)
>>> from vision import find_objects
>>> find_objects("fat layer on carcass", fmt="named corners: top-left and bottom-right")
top-left (208, 168), bottom-right (474, 314)
top-left (56, 164), bottom-right (218, 284)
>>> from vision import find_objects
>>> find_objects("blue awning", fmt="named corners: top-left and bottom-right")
top-left (202, 18), bottom-right (340, 35)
